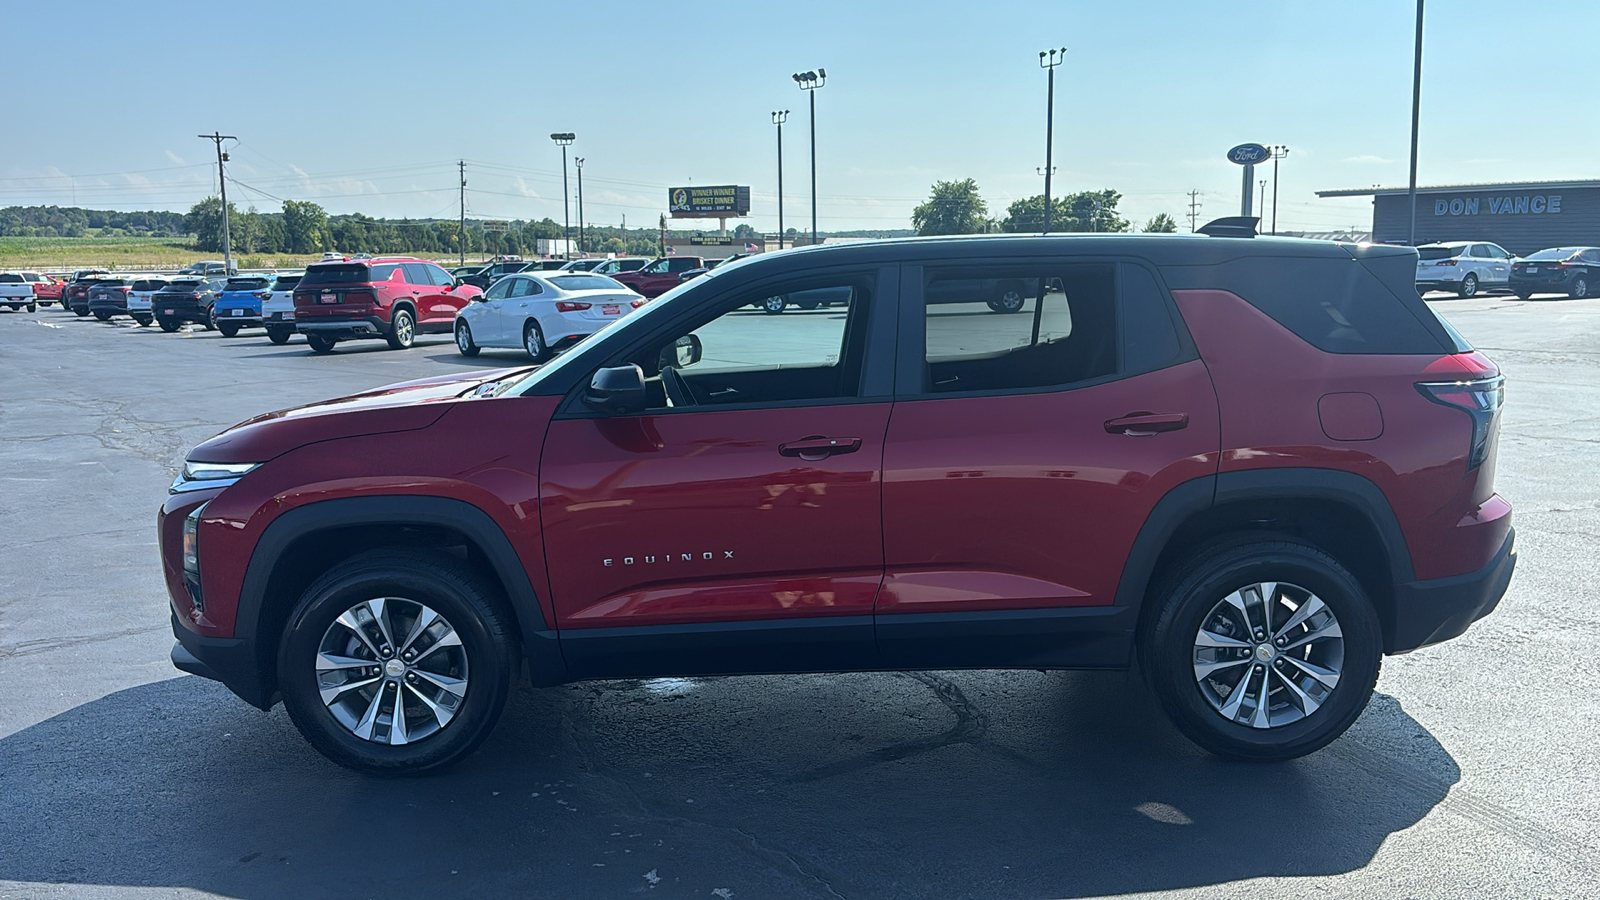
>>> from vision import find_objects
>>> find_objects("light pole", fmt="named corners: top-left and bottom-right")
top-left (772, 110), bottom-right (789, 250)
top-left (198, 132), bottom-right (236, 273)
top-left (1268, 145), bottom-right (1290, 234)
top-left (575, 157), bottom-right (585, 256)
top-left (1407, 0), bottom-right (1425, 245)
top-left (1038, 47), bottom-right (1067, 233)
top-left (792, 69), bottom-right (825, 246)
top-left (1259, 179), bottom-right (1268, 224)
top-left (550, 132), bottom-right (575, 257)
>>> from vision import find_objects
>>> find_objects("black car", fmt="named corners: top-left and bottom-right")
top-left (458, 260), bottom-right (532, 290)
top-left (1508, 247), bottom-right (1600, 299)
top-left (86, 277), bottom-right (136, 320)
top-left (62, 271), bottom-right (110, 316)
top-left (151, 277), bottom-right (228, 331)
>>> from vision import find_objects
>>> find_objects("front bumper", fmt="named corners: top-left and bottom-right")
top-left (1388, 528), bottom-right (1515, 653)
top-left (170, 615), bottom-right (275, 709)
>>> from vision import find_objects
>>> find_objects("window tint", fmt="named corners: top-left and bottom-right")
top-left (369, 264), bottom-right (400, 283)
top-left (1164, 256), bottom-right (1447, 354)
top-left (1417, 246), bottom-right (1462, 260)
top-left (425, 265), bottom-right (454, 286)
top-left (0, 274), bottom-right (22, 283)
top-left (921, 265), bottom-right (1118, 394)
top-left (642, 259), bottom-right (670, 274)
top-left (630, 275), bottom-right (873, 409)
top-left (1488, 245), bottom-right (1511, 259)
top-left (550, 274), bottom-right (626, 291)
top-left (669, 258), bottom-right (699, 272)
top-left (398, 263), bottom-right (429, 285)
top-left (273, 275), bottom-right (302, 291)
top-left (223, 278), bottom-right (270, 292)
top-left (483, 278), bottom-right (515, 301)
top-left (1120, 264), bottom-right (1184, 374)
top-left (1581, 250), bottom-right (1600, 264)
top-left (301, 264), bottom-right (371, 285)
top-left (132, 280), bottom-right (168, 291)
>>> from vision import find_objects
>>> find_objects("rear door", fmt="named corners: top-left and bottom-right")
top-left (878, 259), bottom-right (1220, 668)
top-left (538, 265), bottom-right (898, 677)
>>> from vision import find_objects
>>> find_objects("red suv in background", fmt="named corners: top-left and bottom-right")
top-left (292, 257), bottom-right (482, 353)
top-left (161, 225), bottom-right (1514, 774)
top-left (611, 255), bottom-right (706, 298)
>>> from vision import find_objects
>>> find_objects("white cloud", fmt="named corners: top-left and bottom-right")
top-left (1342, 154), bottom-right (1391, 164)
top-left (165, 150), bottom-right (187, 165)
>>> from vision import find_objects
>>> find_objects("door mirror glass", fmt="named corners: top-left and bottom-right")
top-left (583, 365), bottom-right (647, 415)
top-left (658, 334), bottom-right (703, 370)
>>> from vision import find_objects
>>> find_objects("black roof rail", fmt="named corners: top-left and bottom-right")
top-left (1197, 216), bottom-right (1260, 238)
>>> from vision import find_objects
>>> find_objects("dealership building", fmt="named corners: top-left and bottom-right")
top-left (1316, 180), bottom-right (1600, 255)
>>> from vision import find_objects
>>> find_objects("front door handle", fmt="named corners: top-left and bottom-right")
top-left (1104, 412), bottom-right (1189, 436)
top-left (779, 435), bottom-right (862, 460)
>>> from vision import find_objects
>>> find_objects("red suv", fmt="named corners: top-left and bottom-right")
top-left (160, 225), bottom-right (1514, 774)
top-left (292, 257), bottom-right (482, 353)
top-left (611, 255), bottom-right (706, 298)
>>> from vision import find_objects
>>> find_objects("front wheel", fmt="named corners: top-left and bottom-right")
top-left (455, 321), bottom-right (480, 357)
top-left (761, 295), bottom-right (788, 314)
top-left (1141, 538), bottom-right (1382, 761)
top-left (306, 334), bottom-right (338, 354)
top-left (989, 281), bottom-right (1027, 313)
top-left (386, 308), bottom-right (416, 349)
top-left (276, 550), bottom-right (517, 775)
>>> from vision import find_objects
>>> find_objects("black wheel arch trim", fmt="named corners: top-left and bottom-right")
top-left (234, 495), bottom-right (564, 702)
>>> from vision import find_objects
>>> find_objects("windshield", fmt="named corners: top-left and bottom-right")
top-left (1417, 246), bottom-right (1463, 260)
top-left (1524, 248), bottom-right (1582, 261)
top-left (549, 274), bottom-right (627, 291)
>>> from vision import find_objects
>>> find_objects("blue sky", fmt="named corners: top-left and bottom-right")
top-left (6, 0), bottom-right (1594, 233)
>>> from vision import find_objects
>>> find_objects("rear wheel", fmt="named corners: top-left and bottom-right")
top-left (217, 321), bottom-right (241, 338)
top-left (157, 318), bottom-right (179, 333)
top-left (1513, 290), bottom-right (1532, 300)
top-left (455, 321), bottom-right (480, 357)
top-left (1141, 537), bottom-right (1382, 761)
top-left (276, 550), bottom-right (517, 775)
top-left (523, 321), bottom-right (547, 362)
top-left (761, 295), bottom-right (788, 314)
top-left (93, 310), bottom-right (112, 321)
top-left (306, 334), bottom-right (338, 354)
top-left (1569, 277), bottom-right (1590, 299)
top-left (1458, 273), bottom-right (1479, 298)
top-left (266, 326), bottom-right (292, 345)
top-left (27, 301), bottom-right (37, 313)
top-left (989, 281), bottom-right (1027, 313)
top-left (73, 305), bottom-right (88, 317)
top-left (386, 308), bottom-right (416, 349)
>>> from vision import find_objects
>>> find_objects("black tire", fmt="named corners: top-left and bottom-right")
top-left (386, 308), bottom-right (416, 350)
top-left (27, 302), bottom-right (37, 313)
top-left (204, 308), bottom-right (216, 331)
top-left (523, 320), bottom-right (547, 362)
top-left (157, 318), bottom-right (180, 333)
top-left (795, 300), bottom-right (820, 311)
top-left (1457, 273), bottom-right (1478, 298)
top-left (306, 333), bottom-right (338, 354)
top-left (217, 321), bottom-right (241, 338)
top-left (1141, 537), bottom-right (1383, 762)
top-left (92, 310), bottom-right (112, 321)
top-left (761, 295), bottom-right (788, 314)
top-left (990, 281), bottom-right (1027, 313)
top-left (1569, 277), bottom-right (1590, 299)
top-left (134, 316), bottom-right (152, 327)
top-left (455, 321), bottom-right (480, 357)
top-left (276, 550), bottom-right (518, 775)
top-left (266, 326), bottom-right (292, 345)
top-left (73, 305), bottom-right (88, 317)
top-left (1513, 291), bottom-right (1532, 300)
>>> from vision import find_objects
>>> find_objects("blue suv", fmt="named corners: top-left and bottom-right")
top-left (212, 274), bottom-right (286, 337)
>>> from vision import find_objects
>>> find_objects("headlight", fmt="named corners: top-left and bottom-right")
top-left (170, 460), bottom-right (259, 494)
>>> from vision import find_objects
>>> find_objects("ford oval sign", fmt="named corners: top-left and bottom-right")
top-left (1227, 143), bottom-right (1270, 165)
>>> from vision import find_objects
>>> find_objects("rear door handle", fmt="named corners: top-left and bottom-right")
top-left (779, 435), bottom-right (862, 459)
top-left (1104, 412), bottom-right (1189, 436)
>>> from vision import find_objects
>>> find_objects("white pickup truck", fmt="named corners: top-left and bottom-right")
top-left (0, 273), bottom-right (39, 312)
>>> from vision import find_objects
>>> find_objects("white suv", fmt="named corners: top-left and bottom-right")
top-left (261, 271), bottom-right (306, 345)
top-left (1415, 241), bottom-right (1513, 298)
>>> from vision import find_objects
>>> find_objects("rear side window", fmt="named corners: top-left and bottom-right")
top-left (1120, 263), bottom-right (1184, 374)
top-left (1164, 256), bottom-right (1448, 355)
top-left (369, 264), bottom-right (400, 283)
top-left (302, 264), bottom-right (371, 285)
top-left (919, 264), bottom-right (1118, 394)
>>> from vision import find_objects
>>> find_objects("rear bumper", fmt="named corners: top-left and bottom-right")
top-left (1387, 528), bottom-right (1515, 653)
top-left (154, 300), bottom-right (208, 322)
top-left (1508, 275), bottom-right (1573, 291)
top-left (88, 298), bottom-right (129, 314)
top-left (297, 314), bottom-right (387, 338)
top-left (171, 613), bottom-right (275, 710)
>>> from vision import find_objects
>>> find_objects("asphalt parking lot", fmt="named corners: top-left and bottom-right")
top-left (1, 297), bottom-right (1596, 899)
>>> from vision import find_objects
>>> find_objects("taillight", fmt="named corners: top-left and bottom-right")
top-left (1416, 376), bottom-right (1504, 470)
top-left (555, 301), bottom-right (592, 312)
top-left (630, 299), bottom-right (644, 308)
top-left (255, 291), bottom-right (271, 300)
top-left (1437, 259), bottom-right (1458, 266)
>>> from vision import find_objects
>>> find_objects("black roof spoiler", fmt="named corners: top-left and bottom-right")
top-left (1198, 216), bottom-right (1260, 238)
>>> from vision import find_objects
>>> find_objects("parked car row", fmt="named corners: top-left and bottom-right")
top-left (1414, 241), bottom-right (1600, 299)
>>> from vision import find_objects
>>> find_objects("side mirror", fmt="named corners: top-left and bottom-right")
top-left (657, 334), bottom-right (702, 370)
top-left (583, 364), bottom-right (647, 415)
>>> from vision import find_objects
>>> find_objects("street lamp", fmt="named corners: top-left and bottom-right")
top-left (792, 69), bottom-right (825, 246)
top-left (575, 156), bottom-right (585, 256)
top-left (550, 132), bottom-right (575, 257)
top-left (772, 110), bottom-right (788, 250)
top-left (1407, 0), bottom-right (1425, 245)
top-left (1268, 145), bottom-right (1290, 234)
top-left (1039, 47), bottom-right (1067, 233)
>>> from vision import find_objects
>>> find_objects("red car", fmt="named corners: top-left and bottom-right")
top-left (161, 225), bottom-right (1514, 773)
top-left (291, 257), bottom-right (482, 353)
top-left (27, 272), bottom-right (65, 304)
top-left (610, 255), bottom-right (706, 298)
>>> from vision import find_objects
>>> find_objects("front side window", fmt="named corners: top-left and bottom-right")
top-left (642, 259), bottom-right (671, 274)
top-left (920, 265), bottom-right (1119, 394)
top-left (483, 278), bottom-right (516, 301)
top-left (624, 274), bottom-right (874, 410)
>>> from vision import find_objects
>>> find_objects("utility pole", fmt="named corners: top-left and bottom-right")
top-left (1090, 197), bottom-right (1103, 233)
top-left (772, 110), bottom-right (788, 250)
top-left (1187, 190), bottom-right (1203, 232)
top-left (575, 157), bottom-right (585, 256)
top-left (198, 132), bottom-right (236, 273)
top-left (793, 70), bottom-right (825, 246)
top-left (458, 160), bottom-right (466, 266)
top-left (1268, 145), bottom-right (1289, 234)
top-left (1259, 180), bottom-right (1268, 223)
top-left (1407, 0), bottom-right (1425, 245)
top-left (1038, 47), bottom-right (1067, 233)
top-left (550, 133), bottom-right (575, 257)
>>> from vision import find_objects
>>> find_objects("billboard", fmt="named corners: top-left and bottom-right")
top-left (669, 185), bottom-right (751, 218)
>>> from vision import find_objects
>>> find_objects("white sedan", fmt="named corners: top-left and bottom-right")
top-left (454, 272), bottom-right (643, 361)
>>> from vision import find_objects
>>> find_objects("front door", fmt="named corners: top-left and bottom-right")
top-left (878, 260), bottom-right (1221, 668)
top-left (539, 266), bottom-right (897, 677)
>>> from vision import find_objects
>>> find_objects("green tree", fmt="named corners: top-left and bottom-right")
top-left (1001, 189), bottom-right (1130, 233)
top-left (184, 197), bottom-right (239, 252)
top-left (1142, 212), bottom-right (1179, 233)
top-left (911, 178), bottom-right (988, 236)
top-left (281, 200), bottom-right (329, 254)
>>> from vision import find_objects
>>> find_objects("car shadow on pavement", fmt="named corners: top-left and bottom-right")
top-left (0, 670), bottom-right (1456, 899)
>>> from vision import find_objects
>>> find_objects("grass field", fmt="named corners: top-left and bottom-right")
top-left (0, 236), bottom-right (447, 273)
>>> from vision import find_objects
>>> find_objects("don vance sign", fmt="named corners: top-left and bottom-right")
top-left (1435, 195), bottom-right (1563, 216)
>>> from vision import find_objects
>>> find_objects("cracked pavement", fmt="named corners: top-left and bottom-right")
top-left (1, 298), bottom-right (1597, 899)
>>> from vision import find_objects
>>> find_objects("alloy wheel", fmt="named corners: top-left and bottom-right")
top-left (1192, 581), bottom-right (1345, 729)
top-left (315, 597), bottom-right (469, 746)
top-left (1460, 274), bottom-right (1477, 298)
top-left (1573, 278), bottom-right (1589, 299)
